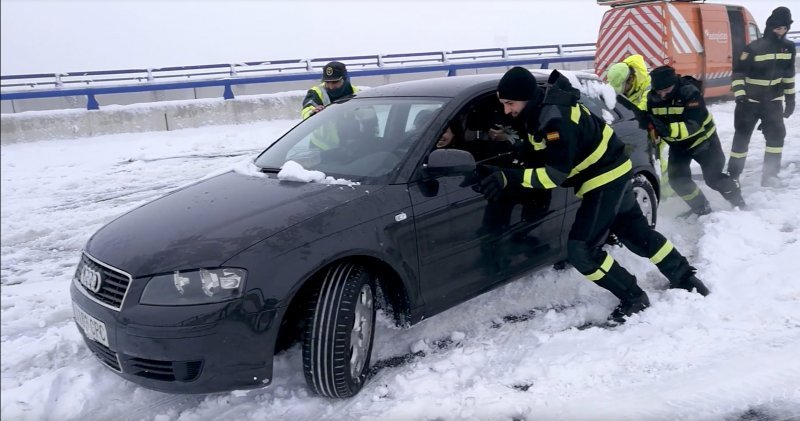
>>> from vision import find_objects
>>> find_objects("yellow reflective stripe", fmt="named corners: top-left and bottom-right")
top-left (310, 137), bottom-right (332, 150)
top-left (527, 134), bottom-right (546, 150)
top-left (569, 125), bottom-right (613, 178)
top-left (650, 240), bottom-right (674, 265)
top-left (670, 122), bottom-right (688, 139)
top-left (537, 168), bottom-right (557, 188)
top-left (734, 90), bottom-right (746, 97)
top-left (571, 105), bottom-right (581, 123)
top-left (301, 105), bottom-right (316, 120)
top-left (730, 151), bottom-right (747, 158)
top-left (652, 107), bottom-right (683, 115)
top-left (731, 80), bottom-right (745, 87)
top-left (585, 254), bottom-right (614, 281)
top-left (690, 125), bottom-right (715, 149)
top-left (752, 53), bottom-right (790, 61)
top-left (765, 146), bottom-right (783, 154)
top-left (785, 88), bottom-right (796, 95)
top-left (681, 187), bottom-right (701, 201)
top-left (783, 77), bottom-right (795, 83)
top-left (523, 169), bottom-right (533, 188)
top-left (575, 159), bottom-right (632, 198)
top-left (745, 77), bottom-right (784, 86)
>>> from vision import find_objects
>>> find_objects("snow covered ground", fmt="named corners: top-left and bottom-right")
top-left (2, 100), bottom-right (799, 421)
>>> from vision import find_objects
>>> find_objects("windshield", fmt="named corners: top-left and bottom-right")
top-left (255, 97), bottom-right (447, 182)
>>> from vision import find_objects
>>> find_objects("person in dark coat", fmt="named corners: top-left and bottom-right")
top-left (728, 7), bottom-right (796, 187)
top-left (645, 65), bottom-right (746, 216)
top-left (478, 66), bottom-right (709, 324)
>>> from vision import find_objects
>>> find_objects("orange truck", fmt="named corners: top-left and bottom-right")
top-left (595, 0), bottom-right (760, 99)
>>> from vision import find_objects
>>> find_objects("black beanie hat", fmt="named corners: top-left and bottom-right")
top-left (497, 66), bottom-right (540, 101)
top-left (650, 65), bottom-right (678, 90)
top-left (766, 7), bottom-right (793, 31)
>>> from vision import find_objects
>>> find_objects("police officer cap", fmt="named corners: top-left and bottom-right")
top-left (322, 61), bottom-right (347, 82)
top-left (650, 65), bottom-right (678, 91)
top-left (497, 66), bottom-right (540, 101)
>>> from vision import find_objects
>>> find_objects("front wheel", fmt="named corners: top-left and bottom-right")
top-left (302, 263), bottom-right (376, 398)
top-left (632, 173), bottom-right (658, 227)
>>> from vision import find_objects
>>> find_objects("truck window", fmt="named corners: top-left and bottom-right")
top-left (748, 23), bottom-right (760, 41)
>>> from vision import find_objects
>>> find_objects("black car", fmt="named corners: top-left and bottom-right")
top-left (70, 70), bottom-right (660, 398)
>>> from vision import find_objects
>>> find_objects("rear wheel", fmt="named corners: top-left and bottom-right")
top-left (302, 263), bottom-right (376, 398)
top-left (632, 173), bottom-right (658, 227)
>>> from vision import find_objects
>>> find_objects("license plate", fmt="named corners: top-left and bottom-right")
top-left (73, 303), bottom-right (109, 347)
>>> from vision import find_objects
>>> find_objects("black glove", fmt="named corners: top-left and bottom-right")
top-left (785, 96), bottom-right (795, 118)
top-left (735, 95), bottom-right (749, 105)
top-left (649, 116), bottom-right (670, 138)
top-left (477, 166), bottom-right (521, 202)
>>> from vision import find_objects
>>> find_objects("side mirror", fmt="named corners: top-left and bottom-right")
top-left (424, 149), bottom-right (477, 176)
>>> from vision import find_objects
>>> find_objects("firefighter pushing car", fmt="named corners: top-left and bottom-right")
top-left (644, 65), bottom-right (746, 215)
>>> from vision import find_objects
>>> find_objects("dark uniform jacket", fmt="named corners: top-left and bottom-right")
top-left (732, 33), bottom-right (796, 103)
top-left (646, 77), bottom-right (715, 153)
top-left (513, 71), bottom-right (632, 198)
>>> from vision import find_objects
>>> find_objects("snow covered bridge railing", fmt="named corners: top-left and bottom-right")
top-left (0, 42), bottom-right (596, 112)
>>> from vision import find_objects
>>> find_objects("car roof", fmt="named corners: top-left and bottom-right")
top-left (354, 69), bottom-right (601, 99)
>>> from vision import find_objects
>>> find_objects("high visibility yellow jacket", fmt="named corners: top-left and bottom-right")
top-left (621, 54), bottom-right (651, 110)
top-left (301, 82), bottom-right (360, 120)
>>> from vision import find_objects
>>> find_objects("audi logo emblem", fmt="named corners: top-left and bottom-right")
top-left (78, 264), bottom-right (103, 293)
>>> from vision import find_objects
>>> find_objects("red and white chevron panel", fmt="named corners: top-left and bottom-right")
top-left (595, 4), bottom-right (668, 78)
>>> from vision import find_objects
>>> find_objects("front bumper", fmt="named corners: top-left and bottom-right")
top-left (70, 280), bottom-right (282, 394)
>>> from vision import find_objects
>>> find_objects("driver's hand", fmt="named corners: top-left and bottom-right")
top-left (487, 128), bottom-right (508, 142)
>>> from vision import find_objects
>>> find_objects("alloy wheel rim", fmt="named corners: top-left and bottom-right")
top-left (633, 186), bottom-right (653, 226)
top-left (349, 284), bottom-right (374, 379)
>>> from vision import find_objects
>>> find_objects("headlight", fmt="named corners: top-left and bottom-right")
top-left (140, 268), bottom-right (247, 305)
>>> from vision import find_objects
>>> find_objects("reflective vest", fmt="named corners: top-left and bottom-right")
top-left (301, 83), bottom-right (360, 150)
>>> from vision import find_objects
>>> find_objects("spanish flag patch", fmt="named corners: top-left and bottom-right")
top-left (546, 131), bottom-right (560, 141)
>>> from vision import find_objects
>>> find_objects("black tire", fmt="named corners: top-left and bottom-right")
top-left (632, 173), bottom-right (658, 227)
top-left (302, 263), bottom-right (376, 398)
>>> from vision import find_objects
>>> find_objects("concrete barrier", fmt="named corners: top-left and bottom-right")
top-left (1, 61), bottom-right (597, 145)
top-left (1, 92), bottom-right (305, 144)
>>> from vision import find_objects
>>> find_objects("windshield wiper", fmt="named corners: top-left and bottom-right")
top-left (258, 166), bottom-right (282, 173)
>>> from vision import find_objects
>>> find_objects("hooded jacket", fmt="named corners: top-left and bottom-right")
top-left (731, 9), bottom-right (796, 103)
top-left (615, 55), bottom-right (651, 110)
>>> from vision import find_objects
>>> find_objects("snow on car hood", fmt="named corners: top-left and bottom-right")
top-left (85, 169), bottom-right (373, 277)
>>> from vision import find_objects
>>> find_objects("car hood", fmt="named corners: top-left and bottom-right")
top-left (85, 171), bottom-right (374, 276)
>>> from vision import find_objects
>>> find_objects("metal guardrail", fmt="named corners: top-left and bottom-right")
top-left (2, 32), bottom-right (797, 111)
top-left (0, 43), bottom-right (595, 110)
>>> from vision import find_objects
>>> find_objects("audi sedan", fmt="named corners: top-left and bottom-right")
top-left (70, 70), bottom-right (660, 398)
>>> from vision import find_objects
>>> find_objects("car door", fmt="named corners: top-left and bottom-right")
top-left (408, 93), bottom-right (568, 315)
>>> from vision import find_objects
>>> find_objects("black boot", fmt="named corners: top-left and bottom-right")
top-left (671, 274), bottom-right (710, 296)
top-left (608, 287), bottom-right (650, 324)
top-left (678, 202), bottom-right (712, 218)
